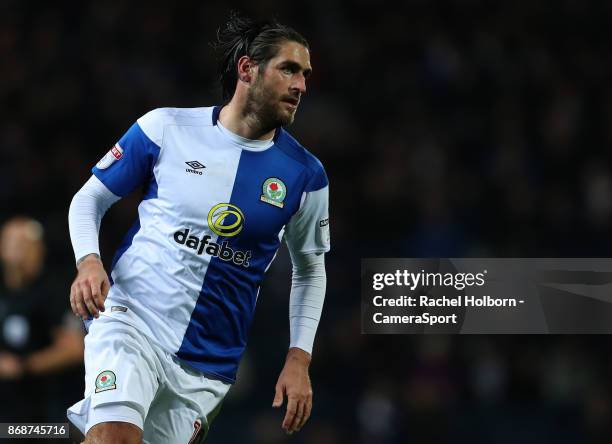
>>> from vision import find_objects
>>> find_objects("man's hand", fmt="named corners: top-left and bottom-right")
top-left (69, 254), bottom-right (110, 320)
top-left (272, 347), bottom-right (313, 434)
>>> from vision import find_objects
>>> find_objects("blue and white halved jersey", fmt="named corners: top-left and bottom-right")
top-left (92, 106), bottom-right (330, 383)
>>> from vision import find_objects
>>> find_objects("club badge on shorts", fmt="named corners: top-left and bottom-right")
top-left (260, 178), bottom-right (286, 208)
top-left (95, 370), bottom-right (117, 393)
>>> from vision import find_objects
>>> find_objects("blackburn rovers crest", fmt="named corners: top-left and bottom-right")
top-left (95, 370), bottom-right (117, 393)
top-left (260, 178), bottom-right (286, 208)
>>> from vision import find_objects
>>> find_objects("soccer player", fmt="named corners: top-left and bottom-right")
top-left (66, 13), bottom-right (330, 444)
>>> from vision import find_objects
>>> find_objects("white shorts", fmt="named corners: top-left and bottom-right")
top-left (67, 315), bottom-right (231, 443)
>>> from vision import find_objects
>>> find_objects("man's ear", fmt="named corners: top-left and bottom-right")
top-left (237, 56), bottom-right (254, 83)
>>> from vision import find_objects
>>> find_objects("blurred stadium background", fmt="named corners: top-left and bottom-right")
top-left (2, 1), bottom-right (612, 443)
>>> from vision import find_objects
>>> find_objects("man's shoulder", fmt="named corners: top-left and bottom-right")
top-left (276, 128), bottom-right (326, 180)
top-left (135, 107), bottom-right (216, 145)
top-left (138, 106), bottom-right (215, 127)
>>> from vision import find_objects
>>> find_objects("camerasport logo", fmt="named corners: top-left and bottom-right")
top-left (96, 144), bottom-right (124, 169)
top-left (173, 203), bottom-right (252, 267)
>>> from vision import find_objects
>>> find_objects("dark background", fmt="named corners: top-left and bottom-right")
top-left (2, 1), bottom-right (612, 443)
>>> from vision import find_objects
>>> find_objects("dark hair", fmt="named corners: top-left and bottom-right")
top-left (212, 11), bottom-right (309, 102)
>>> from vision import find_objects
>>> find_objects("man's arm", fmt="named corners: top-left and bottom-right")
top-left (272, 250), bottom-right (326, 434)
top-left (68, 176), bottom-right (119, 319)
top-left (23, 318), bottom-right (84, 374)
top-left (68, 110), bottom-right (163, 320)
top-left (274, 175), bottom-right (330, 433)
top-left (1, 314), bottom-right (84, 379)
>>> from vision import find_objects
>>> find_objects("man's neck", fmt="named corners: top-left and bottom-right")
top-left (218, 103), bottom-right (275, 141)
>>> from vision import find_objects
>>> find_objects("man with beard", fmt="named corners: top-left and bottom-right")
top-left (66, 12), bottom-right (330, 444)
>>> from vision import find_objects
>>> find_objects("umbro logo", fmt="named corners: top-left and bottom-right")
top-left (185, 160), bottom-right (206, 175)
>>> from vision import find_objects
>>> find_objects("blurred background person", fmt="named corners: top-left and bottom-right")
top-left (0, 216), bottom-right (84, 428)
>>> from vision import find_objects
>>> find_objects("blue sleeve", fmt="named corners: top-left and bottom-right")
top-left (92, 122), bottom-right (161, 197)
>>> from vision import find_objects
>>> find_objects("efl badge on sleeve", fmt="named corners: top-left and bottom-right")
top-left (95, 370), bottom-right (117, 393)
top-left (96, 144), bottom-right (124, 169)
top-left (260, 178), bottom-right (286, 208)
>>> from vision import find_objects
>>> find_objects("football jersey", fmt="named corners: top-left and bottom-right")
top-left (91, 106), bottom-right (330, 383)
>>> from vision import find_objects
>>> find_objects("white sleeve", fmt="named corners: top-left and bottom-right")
top-left (285, 184), bottom-right (330, 353)
top-left (68, 175), bottom-right (120, 264)
top-left (284, 185), bottom-right (330, 254)
top-left (288, 250), bottom-right (326, 354)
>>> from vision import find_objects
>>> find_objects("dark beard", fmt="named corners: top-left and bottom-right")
top-left (244, 78), bottom-right (294, 131)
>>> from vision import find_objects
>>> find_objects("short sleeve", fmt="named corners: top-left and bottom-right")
top-left (92, 110), bottom-right (162, 197)
top-left (284, 166), bottom-right (331, 254)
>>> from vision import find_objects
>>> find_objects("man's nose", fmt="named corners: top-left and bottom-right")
top-left (292, 73), bottom-right (307, 94)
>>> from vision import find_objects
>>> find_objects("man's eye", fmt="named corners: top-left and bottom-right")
top-left (282, 68), bottom-right (293, 75)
